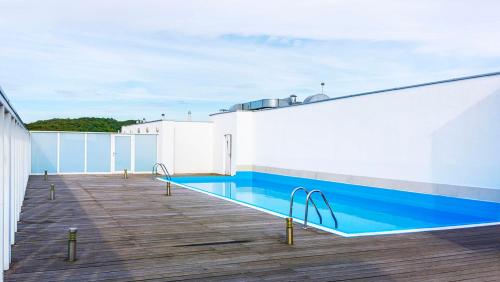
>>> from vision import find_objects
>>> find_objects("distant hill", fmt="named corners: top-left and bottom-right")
top-left (27, 117), bottom-right (137, 132)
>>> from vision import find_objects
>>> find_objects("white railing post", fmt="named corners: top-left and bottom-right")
top-left (0, 106), bottom-right (4, 280)
top-left (0, 89), bottom-right (31, 280)
top-left (9, 117), bottom-right (15, 246)
top-left (3, 112), bottom-right (11, 270)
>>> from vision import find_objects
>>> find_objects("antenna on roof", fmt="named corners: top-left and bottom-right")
top-left (321, 82), bottom-right (325, 94)
top-left (161, 113), bottom-right (166, 120)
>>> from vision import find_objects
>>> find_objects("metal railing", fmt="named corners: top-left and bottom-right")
top-left (304, 190), bottom-right (338, 229)
top-left (1, 86), bottom-right (31, 276)
top-left (285, 187), bottom-right (339, 245)
top-left (152, 163), bottom-right (171, 180)
top-left (289, 187), bottom-right (322, 223)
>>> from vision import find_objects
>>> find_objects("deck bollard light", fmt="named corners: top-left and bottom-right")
top-left (124, 169), bottom-right (128, 179)
top-left (286, 217), bottom-right (294, 245)
top-left (49, 184), bottom-right (55, 200)
top-left (44, 170), bottom-right (48, 181)
top-left (166, 182), bottom-right (171, 196)
top-left (68, 227), bottom-right (78, 262)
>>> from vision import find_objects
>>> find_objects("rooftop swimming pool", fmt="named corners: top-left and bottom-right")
top-left (162, 171), bottom-right (500, 236)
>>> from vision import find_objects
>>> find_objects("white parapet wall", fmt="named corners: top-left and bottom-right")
top-left (1, 88), bottom-right (31, 280)
top-left (211, 111), bottom-right (253, 176)
top-left (122, 120), bottom-right (213, 174)
top-left (210, 72), bottom-right (500, 202)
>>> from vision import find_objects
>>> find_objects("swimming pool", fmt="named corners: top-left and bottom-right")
top-left (161, 171), bottom-right (500, 236)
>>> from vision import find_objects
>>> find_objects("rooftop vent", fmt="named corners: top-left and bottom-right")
top-left (229, 104), bottom-right (242, 111)
top-left (303, 94), bottom-right (330, 104)
top-left (228, 95), bottom-right (300, 112)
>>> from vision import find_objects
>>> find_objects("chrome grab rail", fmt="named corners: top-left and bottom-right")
top-left (304, 190), bottom-right (338, 229)
top-left (152, 163), bottom-right (171, 180)
top-left (289, 187), bottom-right (323, 224)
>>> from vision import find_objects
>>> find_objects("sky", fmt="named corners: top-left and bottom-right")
top-left (1, 0), bottom-right (500, 123)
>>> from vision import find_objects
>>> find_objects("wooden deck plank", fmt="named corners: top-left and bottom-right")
top-left (4, 174), bottom-right (500, 281)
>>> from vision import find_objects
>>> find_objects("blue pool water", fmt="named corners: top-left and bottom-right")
top-left (164, 171), bottom-right (500, 236)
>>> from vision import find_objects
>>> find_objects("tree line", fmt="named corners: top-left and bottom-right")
top-left (27, 117), bottom-right (137, 132)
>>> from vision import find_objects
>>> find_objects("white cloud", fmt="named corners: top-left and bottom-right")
top-left (0, 0), bottom-right (499, 122)
top-left (2, 0), bottom-right (500, 56)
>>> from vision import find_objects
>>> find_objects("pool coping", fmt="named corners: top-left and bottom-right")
top-left (159, 178), bottom-right (500, 238)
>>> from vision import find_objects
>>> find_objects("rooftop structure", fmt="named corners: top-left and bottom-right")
top-left (2, 71), bottom-right (500, 280)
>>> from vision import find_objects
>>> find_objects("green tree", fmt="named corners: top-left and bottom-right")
top-left (27, 117), bottom-right (137, 132)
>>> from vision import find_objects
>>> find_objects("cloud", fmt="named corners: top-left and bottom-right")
top-left (3, 0), bottom-right (500, 55)
top-left (0, 0), bottom-right (499, 122)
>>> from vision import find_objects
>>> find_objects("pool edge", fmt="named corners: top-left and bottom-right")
top-left (158, 177), bottom-right (500, 238)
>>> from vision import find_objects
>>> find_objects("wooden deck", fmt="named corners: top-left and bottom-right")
top-left (5, 174), bottom-right (500, 281)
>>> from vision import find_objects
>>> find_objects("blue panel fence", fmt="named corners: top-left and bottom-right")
top-left (30, 132), bottom-right (158, 174)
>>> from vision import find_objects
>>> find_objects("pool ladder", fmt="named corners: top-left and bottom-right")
top-left (152, 163), bottom-right (173, 195)
top-left (152, 163), bottom-right (171, 181)
top-left (286, 187), bottom-right (338, 245)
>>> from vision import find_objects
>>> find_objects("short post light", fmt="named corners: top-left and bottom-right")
top-left (123, 169), bottom-right (128, 179)
top-left (166, 182), bottom-right (171, 196)
top-left (49, 184), bottom-right (56, 200)
top-left (44, 170), bottom-right (48, 181)
top-left (286, 217), bottom-right (294, 245)
top-left (67, 227), bottom-right (78, 262)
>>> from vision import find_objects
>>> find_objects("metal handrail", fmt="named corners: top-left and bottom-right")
top-left (289, 187), bottom-right (323, 224)
top-left (160, 164), bottom-right (171, 180)
top-left (152, 163), bottom-right (171, 180)
top-left (304, 190), bottom-right (338, 229)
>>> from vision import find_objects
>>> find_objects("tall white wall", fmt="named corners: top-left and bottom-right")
top-left (211, 111), bottom-right (253, 175)
top-left (122, 120), bottom-right (213, 174)
top-left (173, 121), bottom-right (213, 174)
top-left (1, 93), bottom-right (31, 281)
top-left (211, 74), bottom-right (500, 193)
top-left (211, 112), bottom-right (237, 175)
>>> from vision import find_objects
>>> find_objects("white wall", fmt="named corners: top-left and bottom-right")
top-left (173, 122), bottom-right (213, 174)
top-left (211, 112), bottom-right (236, 175)
top-left (122, 120), bottom-right (213, 174)
top-left (211, 73), bottom-right (500, 192)
top-left (211, 111), bottom-right (253, 175)
top-left (1, 95), bottom-right (31, 280)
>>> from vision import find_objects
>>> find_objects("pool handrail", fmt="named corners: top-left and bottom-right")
top-left (152, 163), bottom-right (171, 180)
top-left (289, 187), bottom-right (323, 224)
top-left (304, 190), bottom-right (338, 229)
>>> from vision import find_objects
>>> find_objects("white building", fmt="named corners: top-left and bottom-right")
top-left (123, 72), bottom-right (500, 202)
top-left (122, 120), bottom-right (213, 175)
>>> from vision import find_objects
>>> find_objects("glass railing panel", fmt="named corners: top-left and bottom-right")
top-left (135, 135), bottom-right (157, 172)
top-left (59, 133), bottom-right (85, 173)
top-left (31, 132), bottom-right (57, 173)
top-left (114, 135), bottom-right (131, 172)
top-left (87, 133), bottom-right (111, 172)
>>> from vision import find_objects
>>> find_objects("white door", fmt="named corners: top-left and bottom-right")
top-left (224, 134), bottom-right (232, 175)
